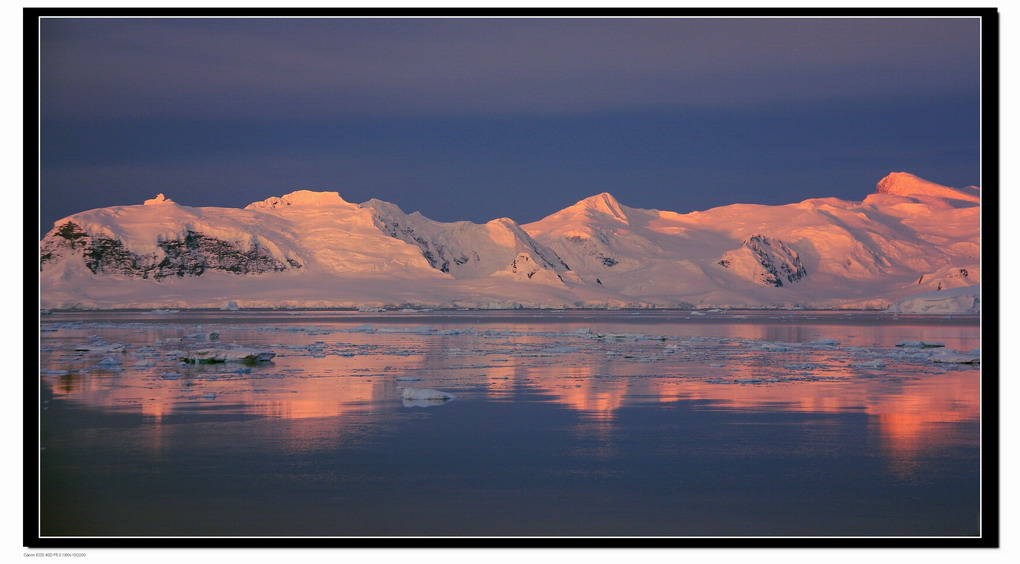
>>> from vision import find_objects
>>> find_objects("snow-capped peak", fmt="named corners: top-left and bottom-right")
top-left (245, 190), bottom-right (353, 210)
top-left (143, 193), bottom-right (175, 205)
top-left (40, 172), bottom-right (980, 311)
top-left (875, 172), bottom-right (979, 203)
top-left (360, 198), bottom-right (405, 216)
top-left (575, 192), bottom-right (629, 222)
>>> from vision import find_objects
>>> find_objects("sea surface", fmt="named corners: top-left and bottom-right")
top-left (36, 309), bottom-right (982, 537)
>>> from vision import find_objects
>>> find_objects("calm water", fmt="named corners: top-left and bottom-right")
top-left (37, 310), bottom-right (982, 537)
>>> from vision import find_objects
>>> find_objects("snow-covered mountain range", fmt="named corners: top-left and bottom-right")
top-left (39, 172), bottom-right (981, 310)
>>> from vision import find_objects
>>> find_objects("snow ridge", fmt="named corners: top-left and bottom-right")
top-left (875, 172), bottom-right (979, 203)
top-left (362, 199), bottom-right (574, 282)
top-left (245, 190), bottom-right (353, 209)
top-left (40, 173), bottom-right (980, 311)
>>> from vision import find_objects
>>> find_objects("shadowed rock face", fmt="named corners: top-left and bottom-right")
top-left (367, 205), bottom-right (570, 279)
top-left (717, 234), bottom-right (807, 288)
top-left (373, 216), bottom-right (470, 274)
top-left (40, 221), bottom-right (299, 279)
top-left (744, 235), bottom-right (807, 287)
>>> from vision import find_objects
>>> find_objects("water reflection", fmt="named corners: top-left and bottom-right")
top-left (40, 312), bottom-right (980, 480)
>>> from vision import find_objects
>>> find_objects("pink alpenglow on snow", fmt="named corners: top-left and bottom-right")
top-left (39, 173), bottom-right (980, 312)
top-left (143, 193), bottom-right (174, 206)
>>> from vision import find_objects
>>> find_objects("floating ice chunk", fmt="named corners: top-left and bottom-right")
top-left (396, 376), bottom-right (421, 381)
top-left (358, 306), bottom-right (386, 312)
top-left (541, 346), bottom-right (578, 354)
top-left (74, 343), bottom-right (126, 353)
top-left (896, 340), bottom-right (946, 348)
top-left (94, 356), bottom-right (122, 367)
top-left (377, 325), bottom-right (435, 334)
top-left (181, 348), bottom-right (276, 364)
top-left (598, 333), bottom-right (647, 341)
top-left (928, 349), bottom-right (980, 364)
top-left (810, 338), bottom-right (840, 346)
top-left (400, 387), bottom-right (456, 406)
top-left (184, 332), bottom-right (220, 341)
top-left (851, 359), bottom-right (886, 369)
top-left (221, 301), bottom-right (240, 311)
top-left (161, 372), bottom-right (181, 380)
top-left (783, 363), bottom-right (819, 371)
top-left (200, 392), bottom-right (217, 400)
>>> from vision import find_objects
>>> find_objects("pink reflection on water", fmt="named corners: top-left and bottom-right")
top-left (41, 313), bottom-right (980, 474)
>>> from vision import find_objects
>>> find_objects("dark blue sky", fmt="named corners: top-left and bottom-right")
top-left (39, 17), bottom-right (982, 231)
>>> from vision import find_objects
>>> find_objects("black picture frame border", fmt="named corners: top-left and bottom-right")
top-left (24, 5), bottom-right (1000, 550)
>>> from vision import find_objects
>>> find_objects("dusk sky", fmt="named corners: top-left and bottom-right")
top-left (39, 16), bottom-right (982, 232)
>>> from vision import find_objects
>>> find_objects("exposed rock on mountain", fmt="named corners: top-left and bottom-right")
top-left (39, 173), bottom-right (981, 311)
top-left (717, 235), bottom-right (807, 287)
top-left (362, 199), bottom-right (574, 282)
top-left (40, 222), bottom-right (295, 278)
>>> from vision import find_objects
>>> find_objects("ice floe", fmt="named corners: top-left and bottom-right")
top-left (41, 315), bottom-right (980, 406)
top-left (928, 349), bottom-right (980, 364)
top-left (850, 359), bottom-right (887, 369)
top-left (184, 332), bottom-right (220, 341)
top-left (180, 348), bottom-right (276, 363)
top-left (400, 387), bottom-right (456, 407)
top-left (896, 340), bottom-right (945, 348)
top-left (74, 343), bottom-right (126, 353)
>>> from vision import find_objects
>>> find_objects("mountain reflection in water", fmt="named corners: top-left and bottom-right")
top-left (38, 310), bottom-right (981, 536)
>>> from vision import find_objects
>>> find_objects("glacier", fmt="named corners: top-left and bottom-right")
top-left (39, 172), bottom-right (980, 312)
top-left (886, 285), bottom-right (980, 314)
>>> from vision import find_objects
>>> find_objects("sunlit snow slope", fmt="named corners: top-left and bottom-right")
top-left (40, 173), bottom-right (980, 310)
